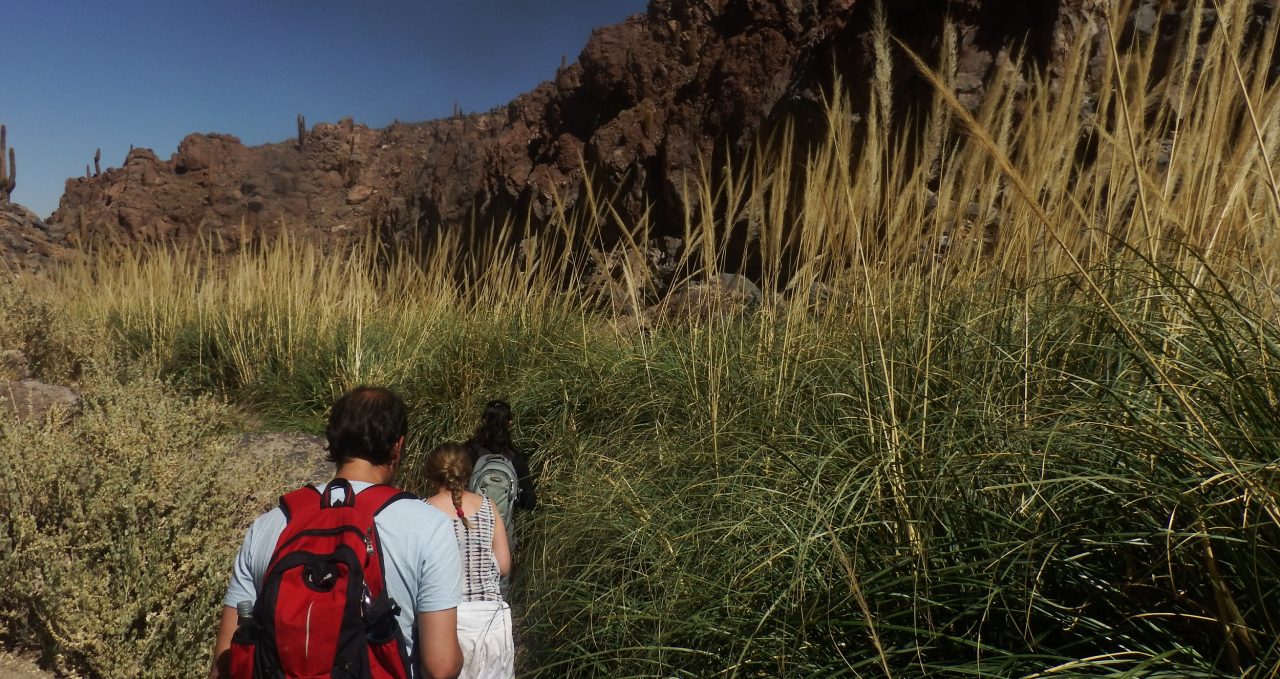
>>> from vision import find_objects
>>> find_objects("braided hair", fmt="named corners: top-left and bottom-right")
top-left (425, 442), bottom-right (474, 529)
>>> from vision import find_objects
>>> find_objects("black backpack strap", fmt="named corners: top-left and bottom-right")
top-left (380, 492), bottom-right (417, 514)
top-left (320, 478), bottom-right (357, 509)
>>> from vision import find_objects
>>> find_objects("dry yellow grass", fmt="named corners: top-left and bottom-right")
top-left (4, 2), bottom-right (1280, 676)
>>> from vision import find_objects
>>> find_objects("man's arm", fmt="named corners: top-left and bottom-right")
top-left (209, 605), bottom-right (238, 679)
top-left (417, 608), bottom-right (463, 679)
top-left (211, 509), bottom-right (284, 679)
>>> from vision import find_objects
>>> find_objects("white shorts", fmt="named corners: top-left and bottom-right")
top-left (457, 600), bottom-right (515, 679)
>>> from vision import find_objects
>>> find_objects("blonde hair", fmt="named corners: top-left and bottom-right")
top-left (425, 442), bottom-right (474, 529)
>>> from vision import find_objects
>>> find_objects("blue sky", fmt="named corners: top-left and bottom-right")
top-left (6, 1), bottom-right (648, 217)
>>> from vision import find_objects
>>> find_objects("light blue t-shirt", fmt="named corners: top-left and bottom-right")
top-left (223, 481), bottom-right (462, 675)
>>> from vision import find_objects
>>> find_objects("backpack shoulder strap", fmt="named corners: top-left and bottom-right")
top-left (278, 483), bottom-right (322, 523)
top-left (350, 484), bottom-right (416, 599)
top-left (278, 481), bottom-right (415, 522)
top-left (353, 483), bottom-right (418, 516)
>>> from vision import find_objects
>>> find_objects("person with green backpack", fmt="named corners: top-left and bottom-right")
top-left (464, 400), bottom-right (535, 550)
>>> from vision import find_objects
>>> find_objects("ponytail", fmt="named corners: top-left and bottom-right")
top-left (450, 485), bottom-right (471, 529)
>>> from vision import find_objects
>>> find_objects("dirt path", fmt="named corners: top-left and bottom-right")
top-left (0, 652), bottom-right (53, 679)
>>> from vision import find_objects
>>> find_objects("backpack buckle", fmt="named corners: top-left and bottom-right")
top-left (302, 562), bottom-right (339, 592)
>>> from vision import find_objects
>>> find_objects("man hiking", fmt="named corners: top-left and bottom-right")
top-left (211, 386), bottom-right (464, 679)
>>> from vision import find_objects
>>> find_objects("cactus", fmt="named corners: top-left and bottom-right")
top-left (94, 148), bottom-right (101, 176)
top-left (296, 114), bottom-right (306, 151)
top-left (343, 136), bottom-right (359, 186)
top-left (0, 125), bottom-right (15, 202)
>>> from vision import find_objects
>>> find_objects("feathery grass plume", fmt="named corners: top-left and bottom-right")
top-left (5, 1), bottom-right (1280, 675)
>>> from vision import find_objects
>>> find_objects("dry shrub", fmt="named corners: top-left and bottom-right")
top-left (0, 372), bottom-right (295, 677)
top-left (0, 279), bottom-right (93, 383)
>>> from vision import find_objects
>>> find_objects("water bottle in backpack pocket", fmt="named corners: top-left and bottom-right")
top-left (229, 601), bottom-right (258, 677)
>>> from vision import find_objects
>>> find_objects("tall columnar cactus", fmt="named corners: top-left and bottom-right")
top-left (0, 125), bottom-right (15, 202)
top-left (297, 114), bottom-right (306, 151)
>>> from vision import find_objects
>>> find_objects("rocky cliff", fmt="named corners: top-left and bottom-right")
top-left (0, 202), bottom-right (69, 269)
top-left (29, 0), bottom-right (1210, 256)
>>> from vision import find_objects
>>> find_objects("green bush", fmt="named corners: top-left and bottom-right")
top-left (0, 279), bottom-right (92, 383)
top-left (0, 372), bottom-right (296, 677)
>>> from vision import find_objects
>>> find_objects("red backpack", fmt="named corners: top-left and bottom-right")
top-left (231, 479), bottom-right (416, 678)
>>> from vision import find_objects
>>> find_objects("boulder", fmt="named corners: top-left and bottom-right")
top-left (1, 380), bottom-right (80, 423)
top-left (174, 133), bottom-right (246, 174)
top-left (346, 185), bottom-right (374, 205)
top-left (0, 350), bottom-right (30, 382)
top-left (231, 432), bottom-right (332, 486)
top-left (659, 273), bottom-right (764, 320)
top-left (0, 201), bottom-right (70, 269)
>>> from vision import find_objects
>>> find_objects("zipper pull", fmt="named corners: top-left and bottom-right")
top-left (364, 525), bottom-right (374, 557)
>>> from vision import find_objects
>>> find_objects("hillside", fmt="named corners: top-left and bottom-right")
top-left (37, 0), bottom-right (1119, 254)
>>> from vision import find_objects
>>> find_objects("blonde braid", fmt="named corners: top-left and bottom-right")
top-left (450, 483), bottom-right (472, 529)
top-left (426, 441), bottom-right (474, 529)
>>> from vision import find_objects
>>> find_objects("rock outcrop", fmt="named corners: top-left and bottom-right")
top-left (0, 201), bottom-right (71, 269)
top-left (231, 432), bottom-right (332, 486)
top-left (0, 379), bottom-right (81, 423)
top-left (0, 122), bottom-right (71, 269)
top-left (40, 1), bottom-right (1219, 253)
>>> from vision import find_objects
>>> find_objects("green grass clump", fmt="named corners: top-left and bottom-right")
top-left (511, 265), bottom-right (1280, 677)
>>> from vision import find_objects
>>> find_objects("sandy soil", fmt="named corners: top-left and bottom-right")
top-left (0, 652), bottom-right (53, 679)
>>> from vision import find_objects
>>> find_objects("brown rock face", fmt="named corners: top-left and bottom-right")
top-left (47, 0), bottom-right (1119, 251)
top-left (0, 201), bottom-right (71, 269)
top-left (1, 379), bottom-right (81, 423)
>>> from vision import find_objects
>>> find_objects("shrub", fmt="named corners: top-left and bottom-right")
top-left (0, 279), bottom-right (93, 383)
top-left (0, 371), bottom-right (296, 677)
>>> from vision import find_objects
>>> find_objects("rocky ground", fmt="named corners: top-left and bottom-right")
top-left (0, 652), bottom-right (53, 679)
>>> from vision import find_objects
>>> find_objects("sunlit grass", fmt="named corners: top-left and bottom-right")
top-left (3, 0), bottom-right (1280, 676)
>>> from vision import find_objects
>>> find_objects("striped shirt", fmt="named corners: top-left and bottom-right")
top-left (451, 498), bottom-right (503, 602)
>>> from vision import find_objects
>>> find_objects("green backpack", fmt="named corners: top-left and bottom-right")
top-left (469, 450), bottom-right (519, 542)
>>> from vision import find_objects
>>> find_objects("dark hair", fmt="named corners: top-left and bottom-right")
top-left (424, 442), bottom-right (473, 528)
top-left (325, 386), bottom-right (408, 466)
top-left (467, 399), bottom-right (517, 458)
